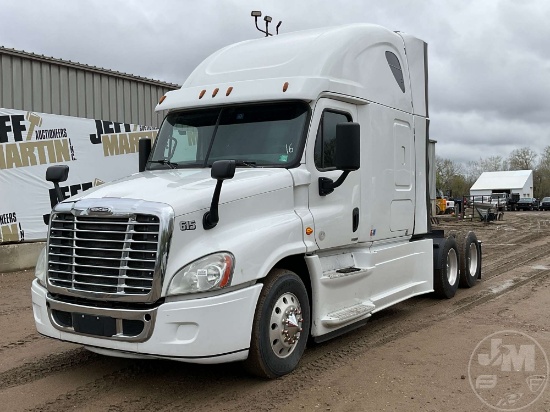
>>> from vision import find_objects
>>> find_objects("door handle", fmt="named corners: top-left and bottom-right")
top-left (352, 207), bottom-right (359, 232)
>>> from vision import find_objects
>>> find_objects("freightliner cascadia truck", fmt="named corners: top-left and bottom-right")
top-left (32, 24), bottom-right (482, 378)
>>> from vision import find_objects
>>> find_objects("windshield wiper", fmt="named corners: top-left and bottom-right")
top-left (149, 159), bottom-right (178, 169)
top-left (234, 161), bottom-right (257, 168)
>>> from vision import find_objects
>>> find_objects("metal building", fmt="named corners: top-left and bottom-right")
top-left (0, 46), bottom-right (179, 127)
top-left (470, 170), bottom-right (534, 198)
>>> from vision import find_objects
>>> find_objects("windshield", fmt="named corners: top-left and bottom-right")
top-left (148, 102), bottom-right (309, 169)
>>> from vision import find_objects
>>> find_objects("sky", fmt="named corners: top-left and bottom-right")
top-left (1, 0), bottom-right (549, 165)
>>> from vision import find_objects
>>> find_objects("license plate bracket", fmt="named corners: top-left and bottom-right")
top-left (72, 313), bottom-right (116, 337)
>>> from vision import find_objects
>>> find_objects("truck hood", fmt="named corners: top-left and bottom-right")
top-left (66, 168), bottom-right (294, 216)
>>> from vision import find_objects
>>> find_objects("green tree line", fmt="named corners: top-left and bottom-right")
top-left (436, 146), bottom-right (550, 199)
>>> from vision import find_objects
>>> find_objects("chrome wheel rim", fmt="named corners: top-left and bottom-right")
top-left (447, 248), bottom-right (458, 285)
top-left (468, 243), bottom-right (478, 276)
top-left (269, 292), bottom-right (303, 359)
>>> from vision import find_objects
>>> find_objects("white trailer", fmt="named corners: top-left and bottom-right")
top-left (32, 24), bottom-right (481, 378)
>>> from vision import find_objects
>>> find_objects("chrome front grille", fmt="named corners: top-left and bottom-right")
top-left (46, 199), bottom-right (173, 303)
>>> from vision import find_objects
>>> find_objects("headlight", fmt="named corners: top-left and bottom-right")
top-left (167, 252), bottom-right (234, 296)
top-left (35, 246), bottom-right (47, 285)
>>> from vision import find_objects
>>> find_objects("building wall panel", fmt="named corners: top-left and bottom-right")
top-left (50, 65), bottom-right (61, 113)
top-left (22, 59), bottom-right (33, 109)
top-left (1, 55), bottom-right (13, 107)
top-left (0, 48), bottom-right (178, 127)
top-left (31, 61), bottom-right (42, 112)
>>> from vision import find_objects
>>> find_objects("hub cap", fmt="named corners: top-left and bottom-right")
top-left (468, 243), bottom-right (478, 276)
top-left (447, 248), bottom-right (458, 285)
top-left (269, 292), bottom-right (303, 359)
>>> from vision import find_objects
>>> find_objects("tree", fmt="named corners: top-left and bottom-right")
top-left (464, 156), bottom-right (507, 187)
top-left (508, 147), bottom-right (537, 171)
top-left (436, 157), bottom-right (465, 197)
top-left (481, 156), bottom-right (508, 172)
top-left (538, 146), bottom-right (550, 171)
top-left (535, 146), bottom-right (550, 198)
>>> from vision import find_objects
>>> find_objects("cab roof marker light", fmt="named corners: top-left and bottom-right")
top-left (199, 89), bottom-right (206, 99)
top-left (283, 82), bottom-right (289, 92)
top-left (226, 86), bottom-right (233, 96)
top-left (212, 88), bottom-right (219, 97)
top-left (158, 95), bottom-right (167, 104)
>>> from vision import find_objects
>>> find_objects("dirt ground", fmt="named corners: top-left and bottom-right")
top-left (1, 211), bottom-right (549, 411)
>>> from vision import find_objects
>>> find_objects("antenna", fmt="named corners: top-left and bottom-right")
top-left (251, 11), bottom-right (282, 37)
top-left (264, 15), bottom-right (272, 37)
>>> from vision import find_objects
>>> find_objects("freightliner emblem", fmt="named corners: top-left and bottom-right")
top-left (88, 207), bottom-right (113, 214)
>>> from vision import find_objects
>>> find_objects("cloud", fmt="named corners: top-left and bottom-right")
top-left (1, 0), bottom-right (549, 162)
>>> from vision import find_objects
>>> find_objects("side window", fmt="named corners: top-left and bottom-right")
top-left (314, 111), bottom-right (351, 170)
top-left (385, 51), bottom-right (405, 93)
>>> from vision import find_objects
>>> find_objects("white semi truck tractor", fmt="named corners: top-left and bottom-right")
top-left (32, 24), bottom-right (482, 378)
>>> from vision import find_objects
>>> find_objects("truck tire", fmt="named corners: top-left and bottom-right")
top-left (245, 269), bottom-right (310, 379)
top-left (433, 236), bottom-right (459, 299)
top-left (456, 231), bottom-right (481, 288)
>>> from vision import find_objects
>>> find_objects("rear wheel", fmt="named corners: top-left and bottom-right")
top-left (434, 236), bottom-right (460, 299)
top-left (456, 231), bottom-right (481, 288)
top-left (245, 269), bottom-right (310, 379)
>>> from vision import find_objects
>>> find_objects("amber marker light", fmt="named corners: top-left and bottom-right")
top-left (306, 227), bottom-right (313, 236)
top-left (283, 82), bottom-right (289, 92)
top-left (199, 90), bottom-right (206, 99)
top-left (158, 95), bottom-right (167, 104)
top-left (212, 88), bottom-right (219, 97)
top-left (219, 254), bottom-right (234, 288)
top-left (226, 86), bottom-right (233, 96)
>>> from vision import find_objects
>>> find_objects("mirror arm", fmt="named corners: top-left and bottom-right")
top-left (53, 182), bottom-right (64, 205)
top-left (318, 171), bottom-right (350, 196)
top-left (203, 180), bottom-right (224, 230)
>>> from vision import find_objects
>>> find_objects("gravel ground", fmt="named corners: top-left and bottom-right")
top-left (1, 211), bottom-right (549, 411)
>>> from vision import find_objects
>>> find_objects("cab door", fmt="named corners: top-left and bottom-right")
top-left (306, 99), bottom-right (360, 249)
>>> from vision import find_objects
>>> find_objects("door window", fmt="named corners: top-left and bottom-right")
top-left (314, 111), bottom-right (352, 170)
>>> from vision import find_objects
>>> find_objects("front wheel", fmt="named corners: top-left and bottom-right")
top-left (245, 269), bottom-right (310, 379)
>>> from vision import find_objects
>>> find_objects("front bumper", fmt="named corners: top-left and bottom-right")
top-left (32, 279), bottom-right (262, 364)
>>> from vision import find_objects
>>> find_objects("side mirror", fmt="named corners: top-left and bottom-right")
top-left (211, 159), bottom-right (236, 180)
top-left (46, 165), bottom-right (69, 205)
top-left (203, 160), bottom-right (236, 230)
top-left (334, 122), bottom-right (360, 171)
top-left (46, 165), bottom-right (69, 183)
top-left (319, 122), bottom-right (360, 196)
top-left (139, 138), bottom-right (152, 172)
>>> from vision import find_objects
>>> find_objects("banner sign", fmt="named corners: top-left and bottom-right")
top-left (0, 108), bottom-right (157, 243)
